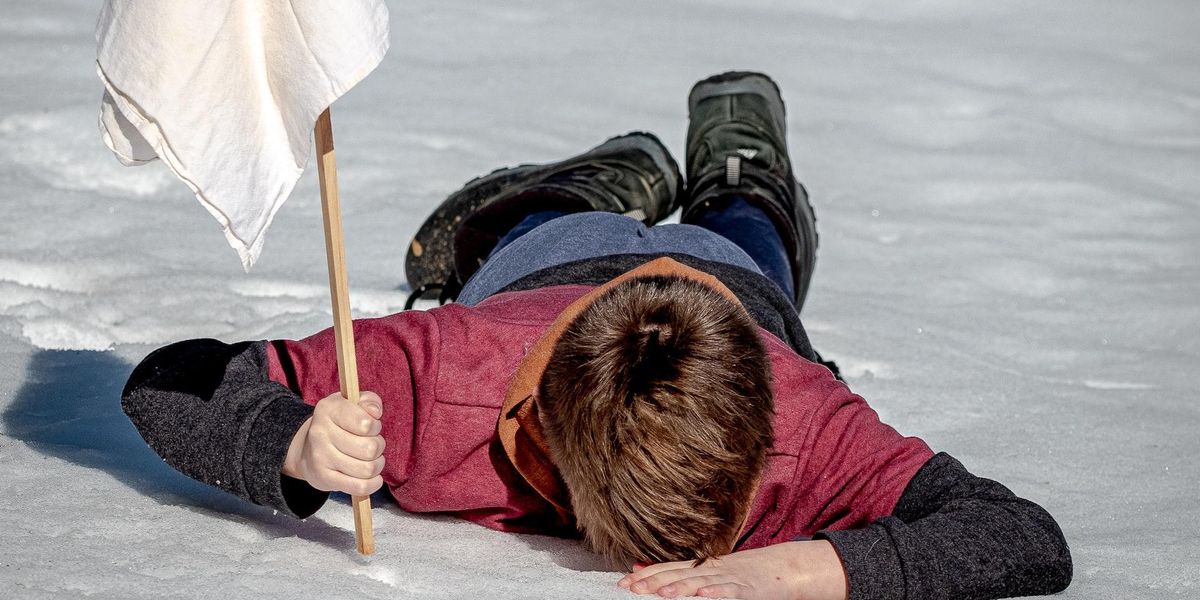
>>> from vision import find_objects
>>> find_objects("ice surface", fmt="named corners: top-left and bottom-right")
top-left (2, 0), bottom-right (1199, 598)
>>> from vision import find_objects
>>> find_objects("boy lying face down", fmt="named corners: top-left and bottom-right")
top-left (123, 72), bottom-right (1072, 600)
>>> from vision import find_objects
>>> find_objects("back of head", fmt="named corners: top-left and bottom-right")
top-left (539, 274), bottom-right (774, 565)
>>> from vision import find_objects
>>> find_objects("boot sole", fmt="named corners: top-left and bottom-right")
top-left (405, 165), bottom-right (537, 292)
top-left (687, 71), bottom-right (787, 131)
top-left (404, 132), bottom-right (678, 292)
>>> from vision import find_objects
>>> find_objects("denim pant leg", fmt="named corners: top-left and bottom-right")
top-left (689, 196), bottom-right (795, 301)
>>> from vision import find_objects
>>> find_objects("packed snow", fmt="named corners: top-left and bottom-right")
top-left (2, 0), bottom-right (1198, 598)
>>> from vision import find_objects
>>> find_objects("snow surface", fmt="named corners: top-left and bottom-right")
top-left (2, 0), bottom-right (1199, 598)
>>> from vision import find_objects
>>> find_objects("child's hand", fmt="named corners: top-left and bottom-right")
top-left (282, 391), bottom-right (386, 497)
top-left (617, 540), bottom-right (847, 600)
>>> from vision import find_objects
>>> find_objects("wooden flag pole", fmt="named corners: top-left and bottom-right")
top-left (315, 107), bottom-right (376, 555)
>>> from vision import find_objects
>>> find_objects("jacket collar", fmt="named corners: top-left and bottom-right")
top-left (497, 257), bottom-right (744, 518)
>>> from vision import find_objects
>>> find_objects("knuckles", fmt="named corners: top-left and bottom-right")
top-left (349, 477), bottom-right (382, 496)
top-left (354, 462), bottom-right (375, 479)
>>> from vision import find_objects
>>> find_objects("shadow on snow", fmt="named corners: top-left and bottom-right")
top-left (2, 348), bottom-right (356, 552)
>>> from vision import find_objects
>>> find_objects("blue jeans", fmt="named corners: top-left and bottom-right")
top-left (456, 197), bottom-right (794, 306)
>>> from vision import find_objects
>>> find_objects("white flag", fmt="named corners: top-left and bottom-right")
top-left (96, 1), bottom-right (390, 269)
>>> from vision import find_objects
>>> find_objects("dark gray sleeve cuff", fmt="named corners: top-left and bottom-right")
top-left (816, 524), bottom-right (905, 600)
top-left (242, 394), bottom-right (328, 518)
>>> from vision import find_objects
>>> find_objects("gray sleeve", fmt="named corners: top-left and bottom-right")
top-left (121, 338), bottom-right (329, 518)
top-left (814, 453), bottom-right (1073, 600)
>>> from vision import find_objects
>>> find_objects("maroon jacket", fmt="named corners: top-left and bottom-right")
top-left (265, 282), bottom-right (932, 549)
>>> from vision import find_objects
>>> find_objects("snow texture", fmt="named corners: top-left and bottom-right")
top-left (1, 0), bottom-right (1198, 598)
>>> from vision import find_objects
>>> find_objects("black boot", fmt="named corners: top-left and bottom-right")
top-left (404, 132), bottom-right (682, 305)
top-left (681, 71), bottom-right (818, 307)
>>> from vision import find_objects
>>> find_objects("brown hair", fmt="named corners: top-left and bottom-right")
top-left (538, 274), bottom-right (774, 565)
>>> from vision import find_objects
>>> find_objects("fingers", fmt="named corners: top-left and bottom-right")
top-left (306, 449), bottom-right (384, 496)
top-left (320, 392), bottom-right (383, 436)
top-left (622, 571), bottom-right (749, 599)
top-left (358, 392), bottom-right (383, 419)
top-left (621, 563), bottom-right (713, 595)
top-left (314, 393), bottom-right (385, 459)
top-left (623, 560), bottom-right (694, 583)
top-left (329, 425), bottom-right (386, 460)
top-left (695, 582), bottom-right (749, 598)
top-left (620, 560), bottom-right (695, 588)
top-left (314, 469), bottom-right (384, 497)
top-left (306, 391), bottom-right (387, 496)
top-left (657, 575), bottom-right (746, 598)
top-left (329, 449), bottom-right (385, 480)
top-left (345, 394), bottom-right (384, 436)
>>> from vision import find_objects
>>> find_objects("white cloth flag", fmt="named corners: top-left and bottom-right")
top-left (96, 1), bottom-right (389, 269)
